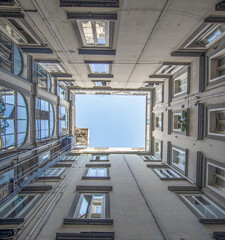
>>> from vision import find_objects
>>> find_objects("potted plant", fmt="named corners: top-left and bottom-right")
top-left (179, 110), bottom-right (187, 132)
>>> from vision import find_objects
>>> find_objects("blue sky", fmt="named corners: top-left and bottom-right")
top-left (75, 94), bottom-right (146, 148)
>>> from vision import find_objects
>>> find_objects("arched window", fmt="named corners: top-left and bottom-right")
top-left (0, 86), bottom-right (27, 151)
top-left (36, 98), bottom-right (54, 141)
top-left (59, 105), bottom-right (68, 136)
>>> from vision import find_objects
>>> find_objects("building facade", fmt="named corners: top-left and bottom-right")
top-left (0, 0), bottom-right (225, 239)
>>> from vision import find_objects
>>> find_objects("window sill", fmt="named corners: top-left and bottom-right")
top-left (0, 218), bottom-right (24, 225)
top-left (199, 219), bottom-right (225, 224)
top-left (63, 218), bottom-right (113, 225)
top-left (82, 176), bottom-right (110, 180)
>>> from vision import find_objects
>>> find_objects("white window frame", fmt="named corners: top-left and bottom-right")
top-left (208, 107), bottom-right (225, 137)
top-left (174, 71), bottom-right (188, 97)
top-left (73, 193), bottom-right (106, 219)
top-left (89, 63), bottom-right (110, 74)
top-left (209, 48), bottom-right (225, 83)
top-left (92, 155), bottom-right (108, 161)
top-left (206, 162), bottom-right (225, 198)
top-left (180, 193), bottom-right (225, 219)
top-left (0, 193), bottom-right (40, 218)
top-left (172, 147), bottom-right (186, 173)
top-left (77, 19), bottom-right (109, 47)
top-left (155, 85), bottom-right (163, 104)
top-left (93, 81), bottom-right (110, 87)
top-left (173, 112), bottom-right (182, 131)
top-left (86, 167), bottom-right (107, 177)
top-left (154, 168), bottom-right (182, 179)
top-left (154, 140), bottom-right (161, 158)
top-left (41, 167), bottom-right (66, 177)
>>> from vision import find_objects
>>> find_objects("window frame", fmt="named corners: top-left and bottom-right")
top-left (91, 155), bottom-right (109, 162)
top-left (155, 112), bottom-right (163, 131)
top-left (170, 146), bottom-right (188, 176)
top-left (0, 193), bottom-right (41, 220)
top-left (207, 103), bottom-right (225, 140)
top-left (208, 48), bottom-right (225, 85)
top-left (82, 164), bottom-right (110, 180)
top-left (206, 158), bottom-right (225, 200)
top-left (35, 98), bottom-right (54, 142)
top-left (155, 84), bottom-right (163, 104)
top-left (154, 139), bottom-right (162, 160)
top-left (58, 105), bottom-right (68, 136)
top-left (0, 30), bottom-right (24, 76)
top-left (40, 167), bottom-right (66, 179)
top-left (172, 66), bottom-right (189, 99)
top-left (178, 193), bottom-right (225, 224)
top-left (64, 190), bottom-right (112, 225)
top-left (141, 155), bottom-right (161, 162)
top-left (70, 18), bottom-right (115, 48)
top-left (153, 167), bottom-right (184, 181)
top-left (0, 87), bottom-right (28, 152)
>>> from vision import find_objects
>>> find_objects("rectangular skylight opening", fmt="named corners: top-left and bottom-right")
top-left (75, 94), bottom-right (147, 149)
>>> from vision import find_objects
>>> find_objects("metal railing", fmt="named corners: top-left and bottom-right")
top-left (0, 136), bottom-right (73, 206)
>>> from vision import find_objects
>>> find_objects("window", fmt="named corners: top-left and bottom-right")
top-left (207, 161), bottom-right (225, 198)
top-left (57, 83), bottom-right (67, 100)
top-left (173, 112), bottom-right (182, 131)
top-left (93, 81), bottom-right (110, 87)
top-left (58, 106), bottom-right (68, 136)
top-left (153, 168), bottom-right (183, 180)
top-left (91, 155), bottom-right (109, 161)
top-left (83, 166), bottom-right (110, 179)
top-left (74, 194), bottom-right (106, 219)
top-left (154, 140), bottom-right (162, 159)
top-left (155, 84), bottom-right (163, 104)
top-left (0, 19), bottom-right (27, 45)
top-left (174, 71), bottom-right (187, 96)
top-left (208, 108), bottom-right (225, 137)
top-left (183, 23), bottom-right (225, 49)
top-left (0, 31), bottom-right (23, 75)
top-left (173, 67), bottom-right (188, 98)
top-left (209, 49), bottom-right (225, 84)
top-left (38, 62), bottom-right (65, 74)
top-left (61, 155), bottom-right (77, 161)
top-left (35, 98), bottom-right (54, 141)
top-left (0, 193), bottom-right (40, 218)
top-left (155, 113), bottom-right (163, 131)
top-left (90, 63), bottom-right (109, 74)
top-left (41, 167), bottom-right (66, 178)
top-left (77, 20), bottom-right (109, 47)
top-left (142, 155), bottom-right (160, 161)
top-left (172, 110), bottom-right (188, 134)
top-left (179, 194), bottom-right (225, 220)
top-left (87, 168), bottom-right (107, 177)
top-left (33, 61), bottom-right (51, 92)
top-left (0, 86), bottom-right (27, 151)
top-left (172, 147), bottom-right (187, 174)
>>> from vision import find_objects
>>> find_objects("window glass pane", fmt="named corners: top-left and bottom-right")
top-left (195, 196), bottom-right (225, 218)
top-left (17, 119), bottom-right (27, 133)
top-left (17, 93), bottom-right (26, 107)
top-left (4, 119), bottom-right (14, 134)
top-left (17, 106), bottom-right (27, 119)
top-left (77, 195), bottom-right (90, 219)
top-left (18, 133), bottom-right (26, 146)
top-left (0, 195), bottom-right (35, 218)
top-left (13, 45), bottom-right (23, 75)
